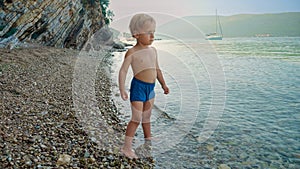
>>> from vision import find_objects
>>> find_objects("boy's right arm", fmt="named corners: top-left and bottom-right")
top-left (118, 50), bottom-right (132, 101)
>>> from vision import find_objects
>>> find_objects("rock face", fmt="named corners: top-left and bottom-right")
top-left (0, 0), bottom-right (106, 49)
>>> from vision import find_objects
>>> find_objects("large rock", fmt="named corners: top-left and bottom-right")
top-left (0, 0), bottom-right (106, 49)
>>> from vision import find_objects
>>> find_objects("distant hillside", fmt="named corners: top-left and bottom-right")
top-left (157, 12), bottom-right (300, 38)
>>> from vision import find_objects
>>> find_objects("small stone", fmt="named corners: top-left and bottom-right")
top-left (239, 152), bottom-right (248, 159)
top-left (25, 160), bottom-right (32, 166)
top-left (56, 154), bottom-right (71, 166)
top-left (28, 137), bottom-right (35, 143)
top-left (91, 137), bottom-right (97, 143)
top-left (113, 147), bottom-right (120, 154)
top-left (7, 155), bottom-right (12, 162)
top-left (218, 164), bottom-right (231, 169)
top-left (206, 144), bottom-right (214, 152)
top-left (40, 144), bottom-right (47, 149)
top-left (41, 111), bottom-right (48, 116)
top-left (107, 128), bottom-right (114, 134)
top-left (294, 153), bottom-right (300, 158)
top-left (33, 158), bottom-right (39, 163)
top-left (84, 150), bottom-right (90, 158)
top-left (88, 157), bottom-right (96, 163)
top-left (107, 155), bottom-right (114, 161)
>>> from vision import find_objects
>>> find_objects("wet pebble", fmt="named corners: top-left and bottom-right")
top-left (207, 144), bottom-right (214, 152)
top-left (218, 164), bottom-right (231, 169)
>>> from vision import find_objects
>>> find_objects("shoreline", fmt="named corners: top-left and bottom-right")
top-left (0, 47), bottom-right (154, 168)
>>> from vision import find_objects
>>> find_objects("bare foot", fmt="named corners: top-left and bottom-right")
top-left (121, 148), bottom-right (138, 159)
top-left (145, 137), bottom-right (160, 142)
top-left (135, 143), bottom-right (152, 158)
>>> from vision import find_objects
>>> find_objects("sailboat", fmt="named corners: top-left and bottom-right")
top-left (206, 10), bottom-right (223, 40)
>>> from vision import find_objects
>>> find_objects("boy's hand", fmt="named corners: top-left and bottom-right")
top-left (162, 85), bottom-right (169, 94)
top-left (120, 91), bottom-right (129, 101)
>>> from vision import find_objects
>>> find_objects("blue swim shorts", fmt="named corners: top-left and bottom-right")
top-left (130, 77), bottom-right (155, 102)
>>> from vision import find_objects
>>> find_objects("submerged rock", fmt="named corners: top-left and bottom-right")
top-left (206, 144), bottom-right (214, 152)
top-left (218, 164), bottom-right (231, 169)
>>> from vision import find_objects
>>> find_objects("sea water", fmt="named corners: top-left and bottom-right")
top-left (110, 37), bottom-right (300, 168)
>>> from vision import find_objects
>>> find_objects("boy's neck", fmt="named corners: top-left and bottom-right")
top-left (134, 42), bottom-right (151, 49)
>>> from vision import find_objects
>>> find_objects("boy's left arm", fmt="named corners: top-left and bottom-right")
top-left (154, 47), bottom-right (169, 94)
top-left (157, 69), bottom-right (169, 94)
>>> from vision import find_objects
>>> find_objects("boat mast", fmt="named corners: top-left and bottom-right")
top-left (215, 9), bottom-right (223, 37)
top-left (218, 12), bottom-right (223, 36)
top-left (215, 9), bottom-right (218, 34)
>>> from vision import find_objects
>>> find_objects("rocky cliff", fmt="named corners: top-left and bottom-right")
top-left (0, 0), bottom-right (107, 49)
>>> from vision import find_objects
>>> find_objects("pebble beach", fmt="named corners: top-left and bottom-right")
top-left (0, 47), bottom-right (154, 168)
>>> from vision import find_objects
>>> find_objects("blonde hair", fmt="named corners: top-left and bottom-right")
top-left (129, 13), bottom-right (156, 36)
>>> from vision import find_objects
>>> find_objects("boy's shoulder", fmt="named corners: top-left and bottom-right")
top-left (131, 46), bottom-right (157, 52)
top-left (125, 46), bottom-right (157, 58)
top-left (125, 48), bottom-right (135, 58)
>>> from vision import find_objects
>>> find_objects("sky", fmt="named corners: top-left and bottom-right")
top-left (109, 0), bottom-right (300, 19)
top-left (109, 0), bottom-right (300, 33)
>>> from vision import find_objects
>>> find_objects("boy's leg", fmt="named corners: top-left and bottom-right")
top-left (122, 101), bottom-right (143, 158)
top-left (142, 98), bottom-right (154, 139)
top-left (126, 101), bottom-right (143, 136)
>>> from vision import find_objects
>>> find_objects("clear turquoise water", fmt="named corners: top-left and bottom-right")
top-left (111, 37), bottom-right (300, 168)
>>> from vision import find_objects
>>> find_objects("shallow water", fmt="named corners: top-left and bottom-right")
top-left (111, 37), bottom-right (300, 168)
